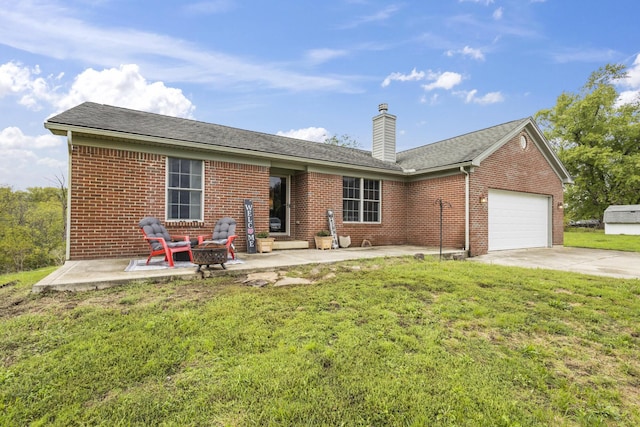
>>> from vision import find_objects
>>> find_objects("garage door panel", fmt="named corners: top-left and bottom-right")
top-left (488, 190), bottom-right (550, 251)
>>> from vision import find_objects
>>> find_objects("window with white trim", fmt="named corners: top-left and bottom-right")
top-left (343, 177), bottom-right (380, 222)
top-left (167, 158), bottom-right (203, 221)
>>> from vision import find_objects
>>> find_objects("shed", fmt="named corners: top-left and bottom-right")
top-left (603, 205), bottom-right (640, 235)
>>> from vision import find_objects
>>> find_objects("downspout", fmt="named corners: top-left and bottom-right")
top-left (66, 130), bottom-right (73, 261)
top-left (460, 166), bottom-right (469, 254)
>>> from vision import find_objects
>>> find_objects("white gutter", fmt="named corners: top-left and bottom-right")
top-left (45, 123), bottom-right (405, 178)
top-left (460, 166), bottom-right (469, 253)
top-left (66, 130), bottom-right (72, 261)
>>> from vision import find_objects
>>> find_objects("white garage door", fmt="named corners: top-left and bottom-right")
top-left (488, 190), bottom-right (550, 251)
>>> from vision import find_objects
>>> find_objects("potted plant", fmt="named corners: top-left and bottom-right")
top-left (314, 230), bottom-right (333, 250)
top-left (256, 231), bottom-right (275, 253)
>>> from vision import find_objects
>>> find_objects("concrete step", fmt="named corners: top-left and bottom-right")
top-left (273, 240), bottom-right (309, 250)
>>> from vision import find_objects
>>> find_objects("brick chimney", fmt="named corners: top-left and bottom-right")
top-left (372, 103), bottom-right (396, 162)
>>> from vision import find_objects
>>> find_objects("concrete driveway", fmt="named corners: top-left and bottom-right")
top-left (470, 246), bottom-right (640, 280)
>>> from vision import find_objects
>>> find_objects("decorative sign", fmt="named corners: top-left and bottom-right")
top-left (327, 209), bottom-right (339, 249)
top-left (244, 199), bottom-right (256, 254)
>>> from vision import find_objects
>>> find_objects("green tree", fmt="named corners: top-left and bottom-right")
top-left (324, 134), bottom-right (361, 148)
top-left (0, 186), bottom-right (66, 272)
top-left (536, 64), bottom-right (640, 221)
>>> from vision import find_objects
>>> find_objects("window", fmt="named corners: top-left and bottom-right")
top-left (167, 158), bottom-right (203, 220)
top-left (343, 177), bottom-right (380, 222)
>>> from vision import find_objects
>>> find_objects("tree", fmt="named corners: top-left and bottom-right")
top-left (324, 134), bottom-right (361, 148)
top-left (535, 64), bottom-right (640, 222)
top-left (0, 186), bottom-right (66, 272)
top-left (47, 173), bottom-right (68, 241)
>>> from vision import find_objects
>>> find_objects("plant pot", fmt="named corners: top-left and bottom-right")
top-left (314, 235), bottom-right (333, 250)
top-left (256, 237), bottom-right (275, 253)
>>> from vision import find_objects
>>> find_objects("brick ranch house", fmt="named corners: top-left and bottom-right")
top-left (44, 102), bottom-right (572, 261)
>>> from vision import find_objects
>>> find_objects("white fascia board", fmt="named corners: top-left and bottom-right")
top-left (408, 161), bottom-right (476, 178)
top-left (306, 164), bottom-right (405, 181)
top-left (47, 123), bottom-right (407, 178)
top-left (526, 119), bottom-right (573, 184)
top-left (470, 118), bottom-right (573, 185)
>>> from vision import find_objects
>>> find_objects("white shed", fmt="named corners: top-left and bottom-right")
top-left (603, 205), bottom-right (640, 235)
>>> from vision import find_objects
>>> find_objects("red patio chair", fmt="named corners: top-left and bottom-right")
top-left (197, 217), bottom-right (237, 260)
top-left (139, 217), bottom-right (193, 267)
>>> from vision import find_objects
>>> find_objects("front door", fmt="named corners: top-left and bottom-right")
top-left (269, 176), bottom-right (288, 234)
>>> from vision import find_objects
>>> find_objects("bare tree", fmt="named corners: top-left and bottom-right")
top-left (47, 172), bottom-right (68, 241)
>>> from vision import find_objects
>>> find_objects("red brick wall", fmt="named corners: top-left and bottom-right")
top-left (307, 172), bottom-right (343, 242)
top-left (69, 145), bottom-right (270, 259)
top-left (469, 132), bottom-right (564, 256)
top-left (405, 175), bottom-right (467, 249)
top-left (68, 131), bottom-right (564, 260)
top-left (340, 179), bottom-right (408, 247)
top-left (281, 172), bottom-right (409, 248)
top-left (290, 172), bottom-right (310, 241)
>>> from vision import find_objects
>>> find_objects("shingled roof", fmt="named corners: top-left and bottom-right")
top-left (45, 102), bottom-right (403, 173)
top-left (45, 102), bottom-right (571, 182)
top-left (604, 205), bottom-right (640, 224)
top-left (396, 119), bottom-right (529, 172)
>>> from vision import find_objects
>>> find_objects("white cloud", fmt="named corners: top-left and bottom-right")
top-left (342, 5), bottom-right (401, 29)
top-left (0, 61), bottom-right (60, 110)
top-left (616, 54), bottom-right (640, 89)
top-left (459, 0), bottom-right (494, 5)
top-left (0, 1), bottom-right (353, 93)
top-left (0, 62), bottom-right (198, 189)
top-left (382, 69), bottom-right (463, 91)
top-left (420, 93), bottom-right (440, 105)
top-left (463, 46), bottom-right (485, 60)
top-left (36, 157), bottom-right (67, 168)
top-left (493, 7), bottom-right (503, 20)
top-left (277, 127), bottom-right (328, 142)
top-left (0, 61), bottom-right (35, 97)
top-left (183, 0), bottom-right (235, 14)
top-left (0, 126), bottom-right (63, 149)
top-left (55, 64), bottom-right (195, 117)
top-left (422, 71), bottom-right (463, 91)
top-left (447, 13), bottom-right (539, 39)
top-left (305, 49), bottom-right (349, 65)
top-left (615, 54), bottom-right (640, 105)
top-left (0, 61), bottom-right (196, 118)
top-left (382, 68), bottom-right (426, 87)
top-left (552, 48), bottom-right (618, 64)
top-left (458, 89), bottom-right (504, 104)
top-left (0, 127), bottom-right (66, 188)
top-left (446, 46), bottom-right (485, 61)
top-left (617, 91), bottom-right (639, 105)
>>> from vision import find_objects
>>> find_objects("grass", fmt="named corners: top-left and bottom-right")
top-left (565, 228), bottom-right (640, 252)
top-left (1, 258), bottom-right (639, 426)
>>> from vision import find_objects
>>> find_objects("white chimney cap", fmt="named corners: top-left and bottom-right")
top-left (378, 103), bottom-right (388, 112)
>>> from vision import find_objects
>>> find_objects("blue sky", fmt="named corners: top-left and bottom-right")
top-left (1, 0), bottom-right (639, 189)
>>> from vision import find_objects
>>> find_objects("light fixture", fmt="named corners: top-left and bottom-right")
top-left (557, 202), bottom-right (564, 210)
top-left (479, 195), bottom-right (487, 203)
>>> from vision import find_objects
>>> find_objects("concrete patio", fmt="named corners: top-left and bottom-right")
top-left (33, 245), bottom-right (465, 293)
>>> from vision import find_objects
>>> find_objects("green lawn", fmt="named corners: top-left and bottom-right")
top-left (1, 258), bottom-right (639, 426)
top-left (565, 228), bottom-right (640, 252)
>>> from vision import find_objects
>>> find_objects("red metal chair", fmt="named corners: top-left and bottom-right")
top-left (197, 217), bottom-right (237, 260)
top-left (139, 217), bottom-right (193, 267)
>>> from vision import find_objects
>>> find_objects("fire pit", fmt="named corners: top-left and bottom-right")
top-left (192, 242), bottom-right (228, 271)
